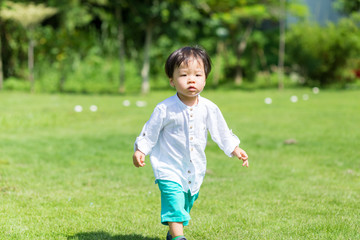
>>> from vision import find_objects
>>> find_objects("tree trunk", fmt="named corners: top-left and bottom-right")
top-left (59, 74), bottom-right (65, 92)
top-left (28, 28), bottom-right (35, 93)
top-left (116, 6), bottom-right (126, 94)
top-left (257, 48), bottom-right (268, 72)
top-left (235, 22), bottom-right (254, 86)
top-left (278, 0), bottom-right (286, 90)
top-left (141, 23), bottom-right (153, 94)
top-left (213, 40), bottom-right (225, 87)
top-left (257, 48), bottom-right (270, 85)
top-left (0, 3), bottom-right (3, 90)
top-left (0, 23), bottom-right (3, 91)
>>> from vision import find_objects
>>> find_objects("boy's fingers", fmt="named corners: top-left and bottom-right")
top-left (133, 151), bottom-right (146, 168)
top-left (241, 152), bottom-right (248, 160)
top-left (133, 157), bottom-right (142, 168)
top-left (133, 159), bottom-right (140, 168)
top-left (137, 157), bottom-right (146, 167)
top-left (139, 155), bottom-right (145, 165)
top-left (242, 160), bottom-right (249, 167)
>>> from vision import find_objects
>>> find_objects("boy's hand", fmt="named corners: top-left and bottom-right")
top-left (232, 146), bottom-right (249, 167)
top-left (133, 150), bottom-right (146, 168)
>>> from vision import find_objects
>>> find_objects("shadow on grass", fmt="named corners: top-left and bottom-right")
top-left (67, 231), bottom-right (161, 240)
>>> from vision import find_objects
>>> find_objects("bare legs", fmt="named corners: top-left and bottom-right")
top-left (169, 222), bottom-right (184, 238)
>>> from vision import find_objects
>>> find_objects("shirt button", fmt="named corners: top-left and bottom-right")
top-left (191, 148), bottom-right (194, 151)
top-left (188, 170), bottom-right (191, 174)
top-left (190, 108), bottom-right (193, 111)
top-left (188, 181), bottom-right (192, 184)
top-left (190, 126), bottom-right (193, 129)
top-left (190, 137), bottom-right (193, 140)
top-left (190, 114), bottom-right (193, 118)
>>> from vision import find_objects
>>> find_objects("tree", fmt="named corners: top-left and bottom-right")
top-left (85, 0), bottom-right (129, 93)
top-left (205, 0), bottom-right (307, 86)
top-left (49, 0), bottom-right (97, 92)
top-left (207, 1), bottom-right (271, 85)
top-left (1, 1), bottom-right (57, 92)
top-left (133, 0), bottom-right (164, 94)
top-left (0, 18), bottom-right (3, 91)
top-left (334, 0), bottom-right (360, 14)
top-left (213, 27), bottom-right (228, 87)
top-left (278, 0), bottom-right (286, 90)
top-left (129, 0), bottom-right (181, 94)
top-left (115, 3), bottom-right (126, 94)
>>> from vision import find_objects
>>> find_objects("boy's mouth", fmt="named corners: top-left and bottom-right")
top-left (188, 86), bottom-right (197, 91)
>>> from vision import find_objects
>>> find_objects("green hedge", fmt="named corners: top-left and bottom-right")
top-left (286, 14), bottom-right (360, 87)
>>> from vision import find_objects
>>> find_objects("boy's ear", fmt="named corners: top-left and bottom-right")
top-left (169, 78), bottom-right (175, 87)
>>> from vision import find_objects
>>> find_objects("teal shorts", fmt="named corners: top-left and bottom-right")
top-left (157, 180), bottom-right (199, 226)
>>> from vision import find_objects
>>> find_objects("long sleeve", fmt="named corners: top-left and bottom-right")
top-left (134, 106), bottom-right (165, 155)
top-left (207, 105), bottom-right (240, 157)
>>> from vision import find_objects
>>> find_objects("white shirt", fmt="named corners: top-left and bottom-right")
top-left (134, 94), bottom-right (240, 195)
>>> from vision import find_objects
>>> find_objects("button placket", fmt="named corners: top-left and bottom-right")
top-left (188, 107), bottom-right (195, 186)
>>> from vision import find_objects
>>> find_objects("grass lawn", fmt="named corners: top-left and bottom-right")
top-left (0, 89), bottom-right (359, 240)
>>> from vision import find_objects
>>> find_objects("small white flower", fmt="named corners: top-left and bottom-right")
top-left (123, 100), bottom-right (131, 107)
top-left (290, 96), bottom-right (298, 103)
top-left (74, 105), bottom-right (83, 112)
top-left (302, 94), bottom-right (309, 101)
top-left (312, 87), bottom-right (320, 94)
top-left (136, 101), bottom-right (147, 107)
top-left (90, 105), bottom-right (98, 112)
top-left (264, 97), bottom-right (272, 104)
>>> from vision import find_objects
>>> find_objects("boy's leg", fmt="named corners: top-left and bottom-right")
top-left (158, 181), bottom-right (191, 225)
top-left (158, 180), bottom-right (198, 239)
top-left (169, 222), bottom-right (184, 238)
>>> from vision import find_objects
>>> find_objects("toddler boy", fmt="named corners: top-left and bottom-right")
top-left (133, 46), bottom-right (248, 240)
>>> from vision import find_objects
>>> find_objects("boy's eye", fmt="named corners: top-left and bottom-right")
top-left (180, 74), bottom-right (187, 77)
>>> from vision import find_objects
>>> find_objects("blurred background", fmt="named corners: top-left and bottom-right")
top-left (0, 0), bottom-right (359, 94)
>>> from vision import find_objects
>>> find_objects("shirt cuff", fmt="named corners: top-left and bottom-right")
top-left (225, 132), bottom-right (240, 157)
top-left (135, 137), bottom-right (152, 155)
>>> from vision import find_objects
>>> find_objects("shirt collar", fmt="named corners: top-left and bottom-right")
top-left (175, 93), bottom-right (201, 109)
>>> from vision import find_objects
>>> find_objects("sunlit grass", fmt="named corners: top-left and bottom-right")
top-left (0, 89), bottom-right (359, 239)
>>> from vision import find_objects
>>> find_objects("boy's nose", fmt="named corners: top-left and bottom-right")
top-left (187, 76), bottom-right (195, 83)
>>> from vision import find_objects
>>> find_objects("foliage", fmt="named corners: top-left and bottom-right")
top-left (1, 1), bottom-right (58, 92)
top-left (0, 0), bottom-right (358, 93)
top-left (32, 55), bottom-right (143, 94)
top-left (286, 15), bottom-right (360, 87)
top-left (2, 76), bottom-right (30, 91)
top-left (1, 90), bottom-right (360, 239)
top-left (333, 0), bottom-right (360, 14)
top-left (1, 1), bottom-right (57, 28)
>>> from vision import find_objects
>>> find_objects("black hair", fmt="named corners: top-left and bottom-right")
top-left (165, 46), bottom-right (212, 79)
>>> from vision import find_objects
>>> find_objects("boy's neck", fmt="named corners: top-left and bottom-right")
top-left (177, 93), bottom-right (199, 107)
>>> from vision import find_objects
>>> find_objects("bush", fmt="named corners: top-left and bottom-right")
top-left (33, 55), bottom-right (143, 94)
top-left (253, 70), bottom-right (300, 89)
top-left (3, 77), bottom-right (30, 91)
top-left (286, 15), bottom-right (360, 87)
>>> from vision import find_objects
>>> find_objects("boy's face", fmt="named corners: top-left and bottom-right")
top-left (170, 57), bottom-right (206, 105)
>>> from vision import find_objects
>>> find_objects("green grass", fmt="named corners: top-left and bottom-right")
top-left (0, 89), bottom-right (359, 239)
